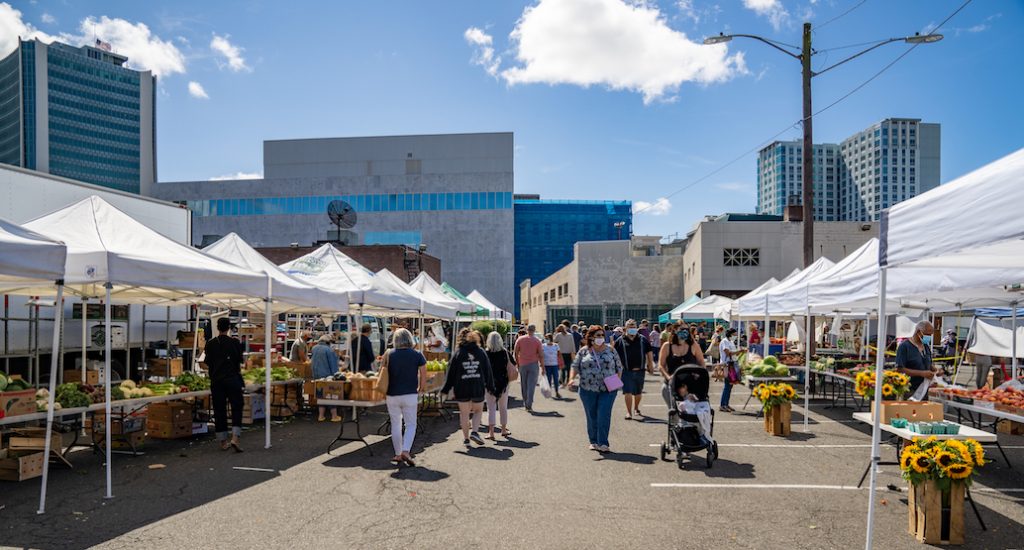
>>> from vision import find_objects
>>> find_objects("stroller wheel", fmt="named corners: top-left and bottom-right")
top-left (706, 450), bottom-right (715, 469)
top-left (712, 441), bottom-right (719, 460)
top-left (660, 442), bottom-right (669, 462)
top-left (676, 451), bottom-right (685, 470)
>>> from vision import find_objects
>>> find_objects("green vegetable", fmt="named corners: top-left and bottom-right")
top-left (0, 373), bottom-right (8, 391)
top-left (173, 372), bottom-right (211, 392)
top-left (55, 383), bottom-right (92, 409)
top-left (762, 355), bottom-right (780, 368)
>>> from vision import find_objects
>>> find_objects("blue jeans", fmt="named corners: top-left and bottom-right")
top-left (579, 388), bottom-right (618, 446)
top-left (720, 379), bottom-right (733, 407)
top-left (544, 366), bottom-right (560, 393)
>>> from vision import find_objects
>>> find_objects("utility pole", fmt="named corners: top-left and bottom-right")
top-left (801, 22), bottom-right (814, 267)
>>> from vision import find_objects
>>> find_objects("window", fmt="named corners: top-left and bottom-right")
top-left (723, 248), bottom-right (760, 267)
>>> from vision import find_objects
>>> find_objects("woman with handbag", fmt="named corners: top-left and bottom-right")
top-left (484, 331), bottom-right (515, 439)
top-left (442, 328), bottom-right (495, 448)
top-left (567, 325), bottom-right (623, 454)
top-left (381, 328), bottom-right (427, 466)
top-left (719, 328), bottom-right (745, 413)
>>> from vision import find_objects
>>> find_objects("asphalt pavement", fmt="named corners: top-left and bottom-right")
top-left (1, 372), bottom-right (1022, 549)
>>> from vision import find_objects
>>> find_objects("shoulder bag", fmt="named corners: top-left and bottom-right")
top-left (506, 350), bottom-right (519, 382)
top-left (375, 350), bottom-right (391, 393)
top-left (596, 349), bottom-right (624, 392)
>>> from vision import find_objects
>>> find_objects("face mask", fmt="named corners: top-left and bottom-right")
top-left (627, 328), bottom-right (638, 336)
top-left (678, 330), bottom-right (690, 341)
top-left (921, 335), bottom-right (933, 346)
top-left (593, 337), bottom-right (605, 346)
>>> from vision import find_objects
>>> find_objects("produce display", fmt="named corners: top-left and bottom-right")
top-left (426, 359), bottom-right (448, 372)
top-left (119, 380), bottom-right (156, 399)
top-left (746, 355), bottom-right (790, 378)
top-left (173, 372), bottom-right (211, 392)
top-left (35, 388), bottom-right (61, 412)
top-left (810, 357), bottom-right (836, 372)
top-left (754, 382), bottom-right (797, 411)
top-left (55, 383), bottom-right (92, 409)
top-left (0, 374), bottom-right (31, 392)
top-left (933, 386), bottom-right (1024, 414)
top-left (242, 365), bottom-right (298, 384)
top-left (854, 369), bottom-right (910, 400)
top-left (900, 436), bottom-right (985, 487)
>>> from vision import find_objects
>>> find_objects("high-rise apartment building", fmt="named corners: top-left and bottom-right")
top-left (0, 39), bottom-right (156, 194)
top-left (513, 196), bottom-right (632, 318)
top-left (757, 118), bottom-right (940, 221)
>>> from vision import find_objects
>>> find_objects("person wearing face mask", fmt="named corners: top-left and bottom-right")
top-left (443, 328), bottom-right (495, 447)
top-left (615, 319), bottom-right (654, 420)
top-left (568, 325), bottom-right (624, 453)
top-left (718, 328), bottom-right (745, 412)
top-left (897, 321), bottom-right (937, 399)
top-left (658, 324), bottom-right (706, 408)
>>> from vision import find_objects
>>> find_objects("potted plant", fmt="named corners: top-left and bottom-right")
top-left (755, 382), bottom-right (797, 436)
top-left (900, 436), bottom-right (985, 544)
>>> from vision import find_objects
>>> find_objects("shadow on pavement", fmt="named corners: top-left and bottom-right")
top-left (596, 452), bottom-right (656, 465)
top-left (495, 436), bottom-right (539, 449)
top-left (390, 465), bottom-right (450, 482)
top-left (454, 447), bottom-right (514, 460)
top-left (697, 458), bottom-right (756, 479)
top-left (529, 411), bottom-right (564, 418)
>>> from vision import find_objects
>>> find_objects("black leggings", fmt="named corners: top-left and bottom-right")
top-left (560, 353), bottom-right (573, 384)
top-left (212, 376), bottom-right (244, 436)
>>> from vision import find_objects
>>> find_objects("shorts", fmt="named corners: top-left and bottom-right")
top-left (621, 370), bottom-right (646, 394)
top-left (451, 397), bottom-right (485, 403)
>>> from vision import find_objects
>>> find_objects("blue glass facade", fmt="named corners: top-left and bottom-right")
top-left (0, 40), bottom-right (151, 193)
top-left (0, 44), bottom-right (21, 165)
top-left (513, 199), bottom-right (632, 317)
top-left (186, 191), bottom-right (513, 217)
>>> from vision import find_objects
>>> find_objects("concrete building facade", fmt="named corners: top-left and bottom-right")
top-left (0, 39), bottom-right (156, 194)
top-left (520, 237), bottom-right (685, 331)
top-left (757, 118), bottom-right (940, 221)
top-left (681, 214), bottom-right (878, 298)
top-left (152, 133), bottom-right (515, 312)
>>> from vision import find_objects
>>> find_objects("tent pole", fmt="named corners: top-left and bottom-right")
top-left (80, 297), bottom-right (88, 426)
top-left (190, 305), bottom-right (200, 371)
top-left (355, 305), bottom-right (364, 373)
top-left (37, 282), bottom-right (64, 514)
top-left (864, 268), bottom-right (888, 550)
top-left (804, 307), bottom-right (810, 432)
top-left (265, 277), bottom-right (273, 450)
top-left (1012, 302), bottom-right (1018, 381)
top-left (104, 283), bottom-right (113, 500)
top-left (763, 295), bottom-right (769, 357)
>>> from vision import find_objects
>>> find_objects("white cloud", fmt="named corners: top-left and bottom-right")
top-left (210, 34), bottom-right (250, 72)
top-left (76, 16), bottom-right (186, 76)
top-left (40, 12), bottom-right (55, 24)
top-left (463, 27), bottom-right (501, 77)
top-left (715, 182), bottom-right (753, 192)
top-left (477, 0), bottom-right (745, 104)
top-left (0, 3), bottom-right (57, 56)
top-left (209, 171), bottom-right (261, 181)
top-left (634, 197), bottom-right (672, 216)
top-left (187, 81), bottom-right (209, 99)
top-left (743, 0), bottom-right (789, 31)
top-left (676, 0), bottom-right (721, 26)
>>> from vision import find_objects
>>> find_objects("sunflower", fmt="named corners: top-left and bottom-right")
top-left (756, 383), bottom-right (768, 393)
top-left (944, 463), bottom-right (972, 480)
top-left (973, 445), bottom-right (985, 467)
top-left (903, 444), bottom-right (921, 456)
top-left (882, 384), bottom-right (894, 397)
top-left (946, 440), bottom-right (972, 464)
top-left (910, 453), bottom-right (931, 474)
top-left (770, 387), bottom-right (781, 397)
top-left (901, 449), bottom-right (917, 471)
top-left (784, 386), bottom-right (796, 399)
top-left (933, 450), bottom-right (955, 468)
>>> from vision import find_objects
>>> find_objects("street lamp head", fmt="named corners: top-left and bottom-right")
top-left (703, 33), bottom-right (733, 45)
top-left (905, 32), bottom-right (943, 44)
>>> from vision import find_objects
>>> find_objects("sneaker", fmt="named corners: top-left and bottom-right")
top-left (469, 432), bottom-right (485, 446)
top-left (463, 439), bottom-right (471, 448)
top-left (588, 444), bottom-right (598, 451)
top-left (598, 445), bottom-right (610, 453)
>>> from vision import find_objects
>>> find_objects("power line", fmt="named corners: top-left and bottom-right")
top-left (632, 0), bottom-right (972, 217)
top-left (815, 0), bottom-right (869, 32)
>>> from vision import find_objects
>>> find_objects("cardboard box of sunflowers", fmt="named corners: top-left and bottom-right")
top-left (900, 437), bottom-right (985, 545)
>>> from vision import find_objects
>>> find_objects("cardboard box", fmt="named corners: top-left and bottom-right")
top-left (146, 358), bottom-right (183, 377)
top-left (348, 378), bottom-right (384, 402)
top-left (6, 428), bottom-right (68, 455)
top-left (192, 422), bottom-right (209, 436)
top-left (90, 412), bottom-right (146, 435)
top-left (227, 393), bottom-right (266, 425)
top-left (64, 370), bottom-right (101, 385)
top-left (315, 380), bottom-right (348, 402)
top-left (290, 361), bottom-right (312, 380)
top-left (997, 419), bottom-right (1024, 435)
top-left (146, 419), bottom-right (192, 439)
top-left (0, 389), bottom-right (37, 418)
top-left (146, 401), bottom-right (192, 423)
top-left (92, 429), bottom-right (146, 450)
top-left (0, 449), bottom-right (44, 481)
top-left (177, 331), bottom-right (206, 349)
top-left (871, 401), bottom-right (943, 424)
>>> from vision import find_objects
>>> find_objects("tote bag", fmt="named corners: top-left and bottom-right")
top-left (593, 350), bottom-right (623, 392)
top-left (375, 350), bottom-right (390, 393)
top-left (506, 350), bottom-right (519, 382)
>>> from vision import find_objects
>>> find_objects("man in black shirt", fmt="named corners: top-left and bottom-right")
top-left (615, 319), bottom-right (654, 420)
top-left (351, 324), bottom-right (376, 372)
top-left (205, 317), bottom-right (245, 451)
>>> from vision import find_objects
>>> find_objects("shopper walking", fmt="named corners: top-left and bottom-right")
top-left (541, 334), bottom-right (564, 398)
top-left (615, 319), bottom-right (654, 420)
top-left (311, 334), bottom-right (342, 422)
top-left (571, 324), bottom-right (584, 351)
top-left (381, 328), bottom-right (426, 466)
top-left (554, 325), bottom-right (576, 388)
top-left (658, 325), bottom-right (705, 408)
top-left (639, 320), bottom-right (651, 340)
top-left (649, 324), bottom-right (662, 364)
top-left (484, 331), bottom-right (514, 439)
top-left (443, 328), bottom-right (495, 447)
top-left (289, 330), bottom-right (311, 362)
top-left (719, 328), bottom-right (745, 412)
top-left (204, 317), bottom-right (245, 452)
top-left (350, 323), bottom-right (376, 373)
top-left (513, 324), bottom-right (543, 412)
top-left (568, 326), bottom-right (623, 453)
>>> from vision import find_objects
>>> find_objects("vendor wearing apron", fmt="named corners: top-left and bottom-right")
top-left (897, 320), bottom-right (937, 400)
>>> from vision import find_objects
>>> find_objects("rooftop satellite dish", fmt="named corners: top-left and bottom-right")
top-left (327, 200), bottom-right (357, 230)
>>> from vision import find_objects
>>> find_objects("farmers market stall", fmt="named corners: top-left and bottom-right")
top-left (466, 290), bottom-right (512, 321)
top-left (660, 295), bottom-right (702, 324)
top-left (672, 294), bottom-right (733, 321)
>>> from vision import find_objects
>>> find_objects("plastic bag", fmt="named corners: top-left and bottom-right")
top-left (539, 374), bottom-right (553, 399)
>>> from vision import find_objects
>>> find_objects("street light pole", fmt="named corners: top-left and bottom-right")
top-left (801, 22), bottom-right (814, 267)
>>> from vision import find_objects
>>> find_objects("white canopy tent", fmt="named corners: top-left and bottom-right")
top-left (674, 295), bottom-right (734, 320)
top-left (466, 290), bottom-right (512, 321)
top-left (374, 269), bottom-right (458, 320)
top-left (203, 233), bottom-right (349, 313)
top-left (865, 148), bottom-right (1024, 549)
top-left (0, 218), bottom-right (67, 514)
top-left (966, 317), bottom-right (1024, 358)
top-left (17, 196), bottom-right (269, 503)
top-left (409, 272), bottom-right (464, 313)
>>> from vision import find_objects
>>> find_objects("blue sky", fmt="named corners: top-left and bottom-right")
top-left (3, 0), bottom-right (1021, 238)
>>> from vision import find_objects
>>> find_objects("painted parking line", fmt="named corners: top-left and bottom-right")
top-left (650, 483), bottom-right (1024, 493)
top-left (647, 443), bottom-right (870, 448)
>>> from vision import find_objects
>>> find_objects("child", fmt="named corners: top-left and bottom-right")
top-left (676, 381), bottom-right (700, 417)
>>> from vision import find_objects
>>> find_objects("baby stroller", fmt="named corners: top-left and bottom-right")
top-left (660, 365), bottom-right (718, 469)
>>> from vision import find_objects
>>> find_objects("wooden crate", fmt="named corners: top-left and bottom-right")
top-left (870, 401), bottom-right (944, 424)
top-left (908, 479), bottom-right (964, 545)
top-left (146, 358), bottom-right (183, 377)
top-left (0, 449), bottom-right (43, 481)
top-left (764, 402), bottom-right (792, 436)
top-left (64, 369), bottom-right (100, 385)
top-left (348, 378), bottom-right (385, 402)
top-left (996, 419), bottom-right (1024, 435)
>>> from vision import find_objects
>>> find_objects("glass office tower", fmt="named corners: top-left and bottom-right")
top-left (513, 197), bottom-right (632, 318)
top-left (0, 39), bottom-right (156, 194)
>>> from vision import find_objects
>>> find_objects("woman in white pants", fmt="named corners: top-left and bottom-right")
top-left (382, 328), bottom-right (427, 466)
top-left (484, 331), bottom-right (514, 439)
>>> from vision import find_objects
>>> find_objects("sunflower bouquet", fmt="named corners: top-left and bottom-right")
top-left (854, 369), bottom-right (910, 400)
top-left (900, 436), bottom-right (985, 489)
top-left (754, 382), bottom-right (797, 412)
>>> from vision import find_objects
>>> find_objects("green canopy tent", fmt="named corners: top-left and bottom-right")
top-left (658, 295), bottom-right (702, 324)
top-left (441, 282), bottom-right (489, 319)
